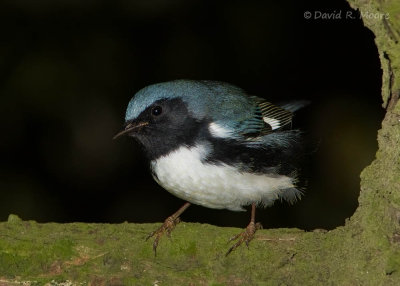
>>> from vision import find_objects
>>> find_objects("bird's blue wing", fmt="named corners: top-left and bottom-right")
top-left (211, 94), bottom-right (294, 140)
top-left (183, 81), bottom-right (297, 140)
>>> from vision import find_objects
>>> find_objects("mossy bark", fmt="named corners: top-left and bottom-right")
top-left (1, 1), bottom-right (400, 285)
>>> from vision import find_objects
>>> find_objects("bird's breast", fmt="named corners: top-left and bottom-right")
top-left (150, 143), bottom-right (297, 211)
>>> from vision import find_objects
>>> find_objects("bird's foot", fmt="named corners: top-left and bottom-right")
top-left (146, 215), bottom-right (181, 255)
top-left (226, 221), bottom-right (263, 256)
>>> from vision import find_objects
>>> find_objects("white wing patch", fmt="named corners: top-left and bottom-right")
top-left (263, 117), bottom-right (281, 130)
top-left (208, 122), bottom-right (232, 138)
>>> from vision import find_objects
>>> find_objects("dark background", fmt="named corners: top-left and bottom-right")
top-left (0, 0), bottom-right (383, 230)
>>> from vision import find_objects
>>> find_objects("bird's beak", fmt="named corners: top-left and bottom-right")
top-left (113, 121), bottom-right (149, 140)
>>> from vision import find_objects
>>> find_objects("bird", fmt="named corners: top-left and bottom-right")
top-left (114, 79), bottom-right (308, 255)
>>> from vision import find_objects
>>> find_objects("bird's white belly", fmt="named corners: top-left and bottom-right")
top-left (150, 144), bottom-right (295, 211)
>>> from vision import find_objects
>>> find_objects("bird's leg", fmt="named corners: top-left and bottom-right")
top-left (146, 202), bottom-right (191, 255)
top-left (226, 203), bottom-right (262, 256)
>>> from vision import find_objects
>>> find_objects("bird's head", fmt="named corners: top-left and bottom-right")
top-left (114, 80), bottom-right (221, 159)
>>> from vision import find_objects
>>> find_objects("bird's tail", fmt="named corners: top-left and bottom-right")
top-left (279, 100), bottom-right (310, 113)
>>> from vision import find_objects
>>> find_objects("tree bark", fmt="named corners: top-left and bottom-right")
top-left (1, 1), bottom-right (400, 285)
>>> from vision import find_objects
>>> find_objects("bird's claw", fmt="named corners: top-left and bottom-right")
top-left (226, 222), bottom-right (262, 256)
top-left (146, 215), bottom-right (181, 256)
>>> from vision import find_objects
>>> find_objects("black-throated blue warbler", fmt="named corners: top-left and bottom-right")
top-left (114, 80), bottom-right (308, 255)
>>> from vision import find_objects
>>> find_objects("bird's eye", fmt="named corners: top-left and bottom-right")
top-left (151, 106), bottom-right (162, 116)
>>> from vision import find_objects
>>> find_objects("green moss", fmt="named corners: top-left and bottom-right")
top-left (7, 214), bottom-right (22, 224)
top-left (386, 250), bottom-right (400, 275)
top-left (0, 218), bottom-right (398, 284)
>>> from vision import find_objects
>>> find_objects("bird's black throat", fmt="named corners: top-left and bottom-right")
top-left (127, 97), bottom-right (204, 161)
